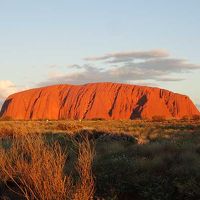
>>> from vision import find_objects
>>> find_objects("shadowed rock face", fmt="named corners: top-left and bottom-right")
top-left (0, 82), bottom-right (199, 120)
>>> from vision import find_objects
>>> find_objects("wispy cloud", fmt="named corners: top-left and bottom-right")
top-left (65, 64), bottom-right (83, 69)
top-left (49, 64), bottom-right (83, 69)
top-left (84, 49), bottom-right (169, 62)
top-left (39, 49), bottom-right (200, 87)
top-left (156, 77), bottom-right (184, 82)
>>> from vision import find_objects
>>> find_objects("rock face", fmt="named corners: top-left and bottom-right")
top-left (0, 82), bottom-right (199, 120)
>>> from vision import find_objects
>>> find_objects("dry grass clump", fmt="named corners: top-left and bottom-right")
top-left (0, 122), bottom-right (41, 137)
top-left (0, 134), bottom-right (94, 200)
top-left (55, 122), bottom-right (84, 133)
top-left (73, 137), bottom-right (95, 200)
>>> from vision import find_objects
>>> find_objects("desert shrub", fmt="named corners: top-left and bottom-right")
top-left (0, 126), bottom-right (17, 137)
top-left (0, 135), bottom-right (71, 199)
top-left (0, 124), bottom-right (35, 137)
top-left (91, 118), bottom-right (105, 121)
top-left (56, 122), bottom-right (83, 132)
top-left (0, 116), bottom-right (13, 121)
top-left (152, 115), bottom-right (166, 122)
top-left (94, 135), bottom-right (200, 200)
top-left (181, 115), bottom-right (190, 121)
top-left (192, 114), bottom-right (200, 120)
top-left (0, 134), bottom-right (94, 200)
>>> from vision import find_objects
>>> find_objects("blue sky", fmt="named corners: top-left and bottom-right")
top-left (0, 0), bottom-right (200, 107)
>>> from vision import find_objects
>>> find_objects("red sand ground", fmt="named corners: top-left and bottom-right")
top-left (0, 82), bottom-right (199, 120)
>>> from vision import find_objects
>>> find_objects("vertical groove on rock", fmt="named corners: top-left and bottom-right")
top-left (29, 90), bottom-right (43, 119)
top-left (83, 92), bottom-right (96, 119)
top-left (108, 85), bottom-right (122, 117)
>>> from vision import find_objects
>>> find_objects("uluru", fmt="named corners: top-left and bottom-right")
top-left (0, 82), bottom-right (199, 120)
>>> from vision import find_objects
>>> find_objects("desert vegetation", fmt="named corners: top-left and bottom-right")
top-left (0, 131), bottom-right (94, 199)
top-left (0, 119), bottom-right (200, 199)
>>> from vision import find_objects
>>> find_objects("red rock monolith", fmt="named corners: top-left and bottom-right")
top-left (0, 82), bottom-right (199, 120)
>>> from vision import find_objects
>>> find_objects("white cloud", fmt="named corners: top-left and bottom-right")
top-left (0, 80), bottom-right (18, 109)
top-left (0, 80), bottom-right (17, 98)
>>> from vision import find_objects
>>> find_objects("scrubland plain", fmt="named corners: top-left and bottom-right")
top-left (0, 118), bottom-right (200, 200)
